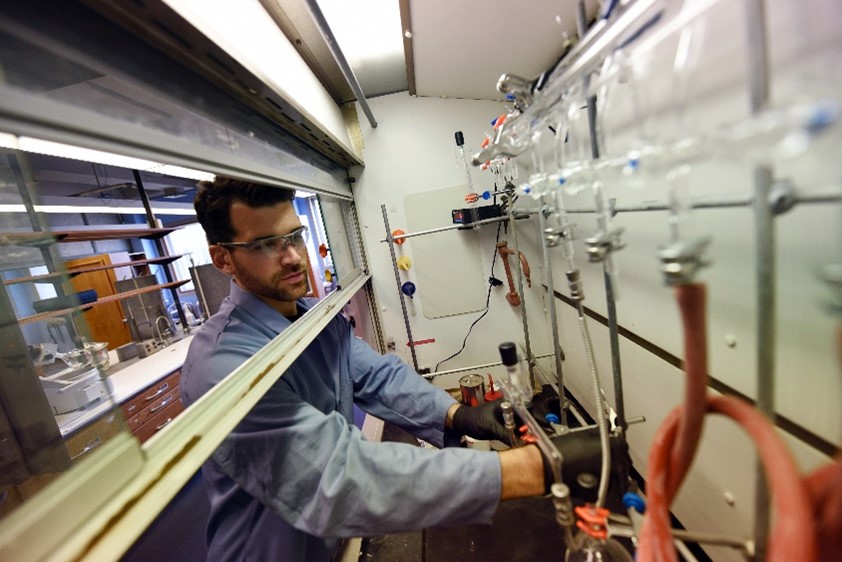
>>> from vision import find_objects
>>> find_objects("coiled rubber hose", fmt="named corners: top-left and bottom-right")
top-left (637, 283), bottom-right (826, 562)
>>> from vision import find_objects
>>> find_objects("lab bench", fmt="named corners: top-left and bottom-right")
top-left (55, 336), bottom-right (193, 454)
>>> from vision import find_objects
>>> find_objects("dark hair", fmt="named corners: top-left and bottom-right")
top-left (194, 177), bottom-right (295, 244)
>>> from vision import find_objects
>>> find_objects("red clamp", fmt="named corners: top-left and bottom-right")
top-left (574, 504), bottom-right (611, 540)
top-left (519, 425), bottom-right (537, 444)
top-left (464, 193), bottom-right (479, 204)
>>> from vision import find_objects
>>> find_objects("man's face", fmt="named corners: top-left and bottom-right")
top-left (211, 200), bottom-right (309, 309)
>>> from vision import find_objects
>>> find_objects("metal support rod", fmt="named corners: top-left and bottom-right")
top-left (379, 214), bottom-right (511, 243)
top-left (538, 204), bottom-right (567, 425)
top-left (578, 0), bottom-right (627, 434)
top-left (560, 188), bottom-right (841, 215)
top-left (507, 197), bottom-right (536, 390)
top-left (380, 204), bottom-right (419, 371)
top-left (133, 170), bottom-right (189, 334)
top-left (744, 0), bottom-right (773, 557)
top-left (380, 186), bottom-right (842, 243)
top-left (609, 524), bottom-right (754, 556)
top-left (421, 352), bottom-right (556, 380)
top-left (303, 0), bottom-right (377, 128)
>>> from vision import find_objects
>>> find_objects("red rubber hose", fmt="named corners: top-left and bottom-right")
top-left (640, 395), bottom-right (818, 562)
top-left (669, 284), bottom-right (709, 497)
top-left (638, 281), bottom-right (822, 562)
top-left (806, 457), bottom-right (842, 561)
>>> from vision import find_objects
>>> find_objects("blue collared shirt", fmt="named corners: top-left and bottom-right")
top-left (181, 281), bottom-right (501, 561)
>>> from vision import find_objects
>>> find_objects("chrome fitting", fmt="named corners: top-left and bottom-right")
top-left (584, 226), bottom-right (625, 263)
top-left (566, 270), bottom-right (585, 301)
top-left (657, 236), bottom-right (712, 285)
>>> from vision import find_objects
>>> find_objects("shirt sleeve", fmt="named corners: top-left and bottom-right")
top-left (346, 327), bottom-right (458, 447)
top-left (211, 379), bottom-right (502, 538)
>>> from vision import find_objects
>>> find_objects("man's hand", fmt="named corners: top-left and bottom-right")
top-left (451, 401), bottom-right (514, 445)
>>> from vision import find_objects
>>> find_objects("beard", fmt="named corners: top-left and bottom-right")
top-left (232, 260), bottom-right (310, 303)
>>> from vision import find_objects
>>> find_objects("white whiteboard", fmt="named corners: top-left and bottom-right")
top-left (403, 185), bottom-right (487, 319)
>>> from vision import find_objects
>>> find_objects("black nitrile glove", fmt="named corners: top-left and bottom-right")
top-left (451, 401), bottom-right (514, 445)
top-left (540, 427), bottom-right (630, 498)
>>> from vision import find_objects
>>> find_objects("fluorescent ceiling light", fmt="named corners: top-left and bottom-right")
top-left (17, 137), bottom-right (161, 170)
top-left (317, 0), bottom-right (403, 63)
top-left (0, 132), bottom-right (17, 150)
top-left (146, 164), bottom-right (215, 182)
top-left (0, 133), bottom-right (214, 182)
top-left (0, 204), bottom-right (197, 216)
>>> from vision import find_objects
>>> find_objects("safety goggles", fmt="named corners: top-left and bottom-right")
top-left (218, 225), bottom-right (308, 258)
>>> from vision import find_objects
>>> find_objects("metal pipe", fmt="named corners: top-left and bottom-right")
top-left (378, 214), bottom-right (511, 243)
top-left (609, 524), bottom-right (754, 556)
top-left (421, 352), bottom-right (555, 380)
top-left (538, 204), bottom-right (567, 425)
top-left (577, 0), bottom-right (627, 437)
top-left (744, 0), bottom-right (773, 556)
top-left (303, 0), bottom-right (377, 128)
top-left (560, 186), bottom-right (841, 214)
top-left (380, 204), bottom-right (418, 371)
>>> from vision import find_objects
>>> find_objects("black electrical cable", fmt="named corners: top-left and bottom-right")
top-left (434, 222), bottom-right (504, 372)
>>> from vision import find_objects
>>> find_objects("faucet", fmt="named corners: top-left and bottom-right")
top-left (155, 316), bottom-right (172, 345)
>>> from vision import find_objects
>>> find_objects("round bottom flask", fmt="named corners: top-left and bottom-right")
top-left (565, 533), bottom-right (634, 562)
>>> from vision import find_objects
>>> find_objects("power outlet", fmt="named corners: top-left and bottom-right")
top-left (136, 339), bottom-right (159, 358)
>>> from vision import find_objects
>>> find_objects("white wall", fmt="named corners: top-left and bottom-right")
top-left (353, 1), bottom-right (840, 560)
top-left (352, 94), bottom-right (554, 391)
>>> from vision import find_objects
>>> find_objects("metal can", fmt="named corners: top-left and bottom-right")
top-left (459, 374), bottom-right (486, 407)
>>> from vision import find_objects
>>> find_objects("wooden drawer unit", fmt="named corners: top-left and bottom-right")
top-left (132, 396), bottom-right (184, 443)
top-left (120, 369), bottom-right (185, 443)
top-left (65, 412), bottom-right (122, 463)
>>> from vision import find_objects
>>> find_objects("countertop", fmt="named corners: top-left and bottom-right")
top-left (54, 336), bottom-right (194, 437)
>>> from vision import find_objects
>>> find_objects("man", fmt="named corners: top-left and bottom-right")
top-left (181, 177), bottom-right (546, 562)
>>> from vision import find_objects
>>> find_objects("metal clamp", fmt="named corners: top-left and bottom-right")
top-left (584, 226), bottom-right (626, 263)
top-left (657, 236), bottom-right (712, 285)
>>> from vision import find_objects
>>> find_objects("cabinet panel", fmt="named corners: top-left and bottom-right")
top-left (64, 412), bottom-right (122, 463)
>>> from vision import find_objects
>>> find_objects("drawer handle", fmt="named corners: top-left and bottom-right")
top-left (144, 382), bottom-right (169, 401)
top-left (148, 398), bottom-right (170, 415)
top-left (126, 404), bottom-right (137, 414)
top-left (71, 436), bottom-right (102, 461)
top-left (155, 418), bottom-right (173, 431)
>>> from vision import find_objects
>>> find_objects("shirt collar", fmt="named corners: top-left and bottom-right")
top-left (227, 279), bottom-right (313, 334)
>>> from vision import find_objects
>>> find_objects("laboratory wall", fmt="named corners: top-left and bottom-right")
top-left (353, 1), bottom-right (840, 560)
top-left (352, 94), bottom-right (555, 391)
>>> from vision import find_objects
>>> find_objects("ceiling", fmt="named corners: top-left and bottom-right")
top-left (406, 0), bottom-right (598, 101)
top-left (17, 0), bottom-right (600, 202)
top-left (271, 0), bottom-right (599, 102)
